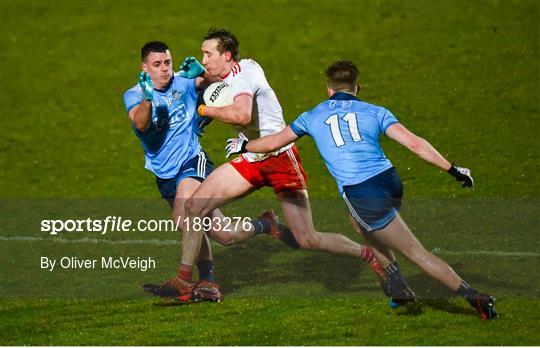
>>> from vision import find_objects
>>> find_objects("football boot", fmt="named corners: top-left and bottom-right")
top-left (258, 210), bottom-right (300, 249)
top-left (193, 280), bottom-right (222, 302)
top-left (142, 276), bottom-right (194, 302)
top-left (470, 293), bottom-right (497, 320)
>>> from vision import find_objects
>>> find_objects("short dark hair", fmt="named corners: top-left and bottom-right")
top-left (141, 41), bottom-right (169, 62)
top-left (204, 28), bottom-right (240, 61)
top-left (325, 60), bottom-right (359, 93)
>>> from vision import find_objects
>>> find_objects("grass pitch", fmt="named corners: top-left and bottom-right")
top-left (1, 0), bottom-right (539, 345)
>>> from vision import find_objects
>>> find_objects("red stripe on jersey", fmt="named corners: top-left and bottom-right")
top-left (231, 62), bottom-right (240, 76)
top-left (222, 64), bottom-right (239, 79)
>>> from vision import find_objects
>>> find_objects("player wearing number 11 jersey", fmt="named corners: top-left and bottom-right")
top-left (226, 60), bottom-right (497, 319)
top-left (292, 90), bottom-right (397, 197)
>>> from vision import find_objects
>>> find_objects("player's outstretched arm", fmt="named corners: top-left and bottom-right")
top-left (385, 123), bottom-right (451, 170)
top-left (179, 56), bottom-right (205, 79)
top-left (178, 56), bottom-right (219, 90)
top-left (385, 123), bottom-right (473, 187)
top-left (225, 126), bottom-right (298, 157)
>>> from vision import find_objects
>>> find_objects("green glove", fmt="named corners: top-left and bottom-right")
top-left (178, 56), bottom-right (205, 79)
top-left (138, 71), bottom-right (154, 101)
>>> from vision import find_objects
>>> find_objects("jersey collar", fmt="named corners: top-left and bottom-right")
top-left (154, 76), bottom-right (174, 93)
top-left (221, 61), bottom-right (240, 79)
top-left (329, 92), bottom-right (360, 101)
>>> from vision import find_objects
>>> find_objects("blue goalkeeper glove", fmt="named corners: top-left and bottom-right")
top-left (179, 56), bottom-right (205, 79)
top-left (447, 164), bottom-right (474, 187)
top-left (138, 71), bottom-right (153, 101)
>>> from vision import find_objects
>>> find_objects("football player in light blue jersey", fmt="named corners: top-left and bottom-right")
top-left (123, 41), bottom-right (292, 303)
top-left (226, 60), bottom-right (497, 320)
top-left (124, 65), bottom-right (202, 179)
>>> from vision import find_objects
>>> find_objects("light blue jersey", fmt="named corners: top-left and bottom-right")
top-left (123, 74), bottom-right (201, 178)
top-left (290, 92), bottom-right (398, 193)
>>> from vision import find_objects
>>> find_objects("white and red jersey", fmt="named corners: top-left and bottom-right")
top-left (223, 59), bottom-right (293, 162)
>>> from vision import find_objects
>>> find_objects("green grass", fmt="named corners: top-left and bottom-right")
top-left (1, 0), bottom-right (539, 345)
top-left (1, 197), bottom-right (539, 345)
top-left (1, 0), bottom-right (538, 199)
top-left (2, 298), bottom-right (539, 345)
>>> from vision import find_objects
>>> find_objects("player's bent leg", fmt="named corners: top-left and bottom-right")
top-left (186, 163), bottom-right (298, 248)
top-left (185, 163), bottom-right (257, 246)
top-left (173, 178), bottom-right (213, 261)
top-left (143, 177), bottom-right (219, 303)
top-left (206, 208), bottom-right (255, 246)
top-left (276, 189), bottom-right (316, 249)
top-left (278, 189), bottom-right (375, 260)
top-left (174, 179), bottom-right (216, 287)
top-left (185, 163), bottom-right (255, 218)
top-left (372, 213), bottom-right (497, 319)
top-left (349, 215), bottom-right (415, 305)
top-left (349, 214), bottom-right (393, 298)
top-left (348, 215), bottom-right (395, 265)
top-left (183, 163), bottom-right (257, 268)
top-left (372, 213), bottom-right (462, 290)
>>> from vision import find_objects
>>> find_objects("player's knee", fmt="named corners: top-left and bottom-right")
top-left (211, 234), bottom-right (230, 246)
top-left (297, 234), bottom-right (319, 250)
top-left (185, 198), bottom-right (195, 215)
top-left (185, 198), bottom-right (204, 217)
top-left (212, 231), bottom-right (237, 246)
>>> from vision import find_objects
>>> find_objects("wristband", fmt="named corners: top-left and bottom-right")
top-left (447, 164), bottom-right (458, 177)
top-left (197, 104), bottom-right (206, 116)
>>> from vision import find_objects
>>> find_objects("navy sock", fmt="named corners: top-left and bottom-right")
top-left (196, 260), bottom-right (215, 282)
top-left (456, 280), bottom-right (478, 302)
top-left (251, 218), bottom-right (271, 235)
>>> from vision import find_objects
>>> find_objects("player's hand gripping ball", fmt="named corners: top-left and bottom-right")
top-left (198, 82), bottom-right (235, 117)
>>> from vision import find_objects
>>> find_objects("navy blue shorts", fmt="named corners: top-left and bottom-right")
top-left (156, 151), bottom-right (214, 208)
top-left (342, 167), bottom-right (403, 232)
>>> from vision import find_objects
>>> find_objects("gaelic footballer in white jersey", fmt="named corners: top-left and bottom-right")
top-left (174, 30), bottom-right (385, 304)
